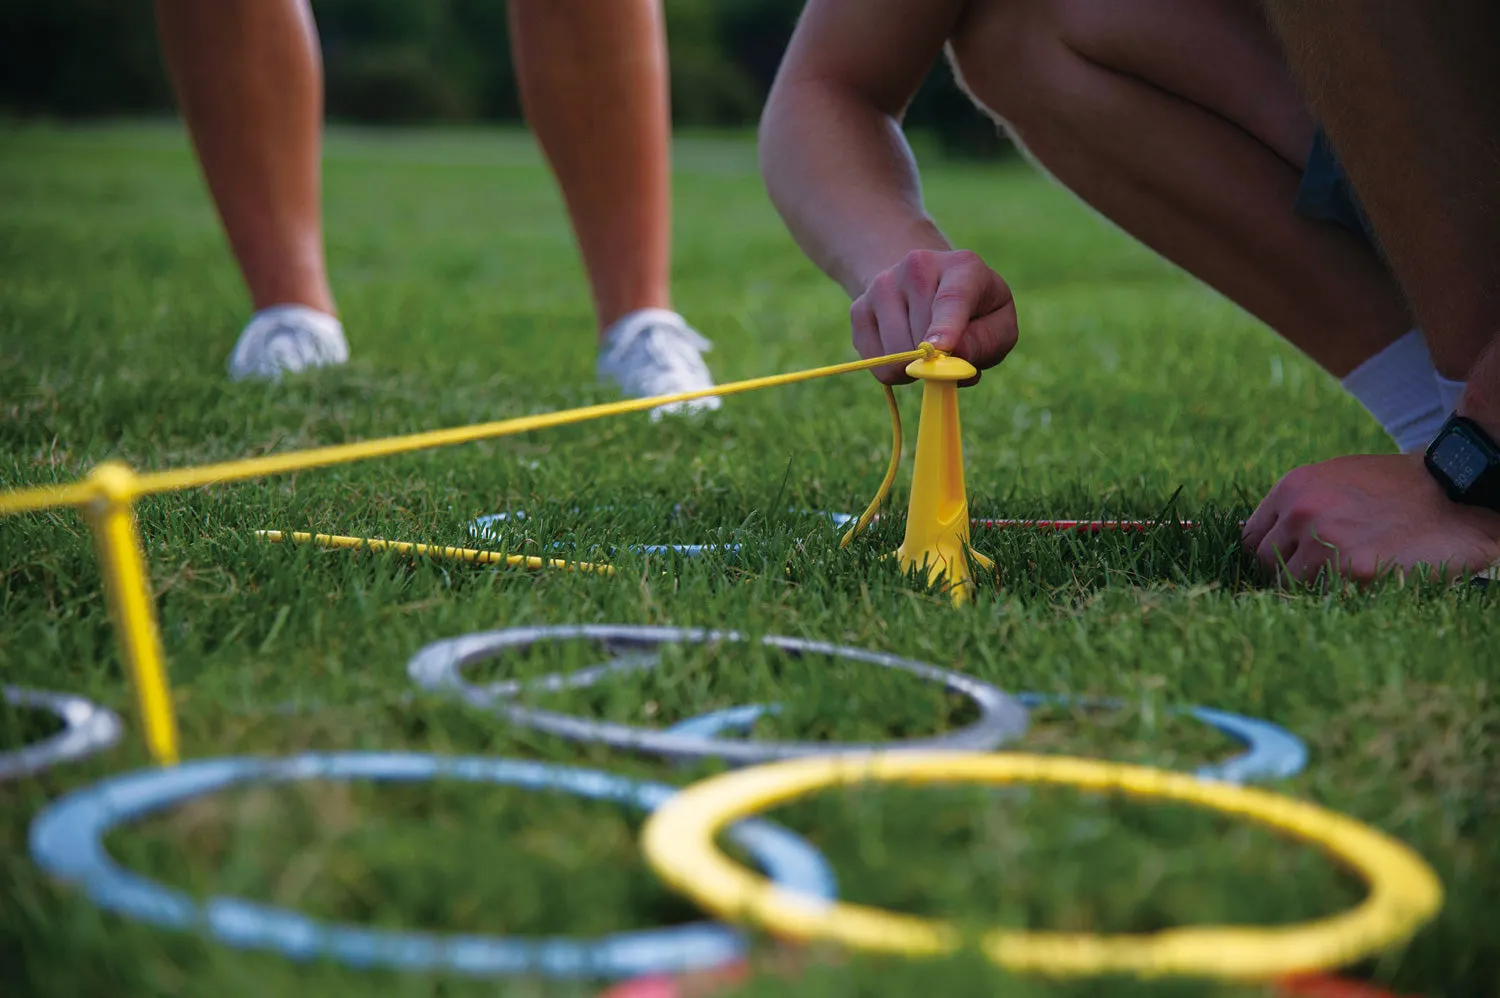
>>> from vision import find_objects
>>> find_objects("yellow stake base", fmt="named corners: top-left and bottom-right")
top-left (894, 353), bottom-right (993, 605)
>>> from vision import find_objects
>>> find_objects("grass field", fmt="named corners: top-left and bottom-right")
top-left (1, 123), bottom-right (1496, 998)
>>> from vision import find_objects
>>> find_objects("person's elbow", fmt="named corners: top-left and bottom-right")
top-left (758, 75), bottom-right (851, 204)
top-left (757, 75), bottom-right (808, 195)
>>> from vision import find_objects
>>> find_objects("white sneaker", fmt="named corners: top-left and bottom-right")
top-left (226, 305), bottom-right (350, 381)
top-left (597, 309), bottom-right (722, 421)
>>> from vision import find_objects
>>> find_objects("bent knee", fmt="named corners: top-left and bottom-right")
top-left (948, 0), bottom-right (1150, 122)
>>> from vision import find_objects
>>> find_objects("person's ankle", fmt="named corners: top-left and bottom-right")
top-left (598, 296), bottom-right (675, 335)
top-left (250, 283), bottom-right (336, 318)
top-left (601, 307), bottom-right (687, 343)
top-left (250, 303), bottom-right (342, 327)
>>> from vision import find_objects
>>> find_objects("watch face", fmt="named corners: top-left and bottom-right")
top-left (1430, 429), bottom-right (1485, 491)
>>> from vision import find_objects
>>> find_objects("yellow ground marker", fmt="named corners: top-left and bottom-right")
top-left (894, 353), bottom-right (993, 604)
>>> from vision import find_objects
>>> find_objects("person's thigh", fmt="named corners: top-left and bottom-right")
top-left (951, 0), bottom-right (1314, 165)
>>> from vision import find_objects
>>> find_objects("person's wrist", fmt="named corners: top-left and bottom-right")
top-left (1424, 355), bottom-right (1500, 518)
top-left (839, 220), bottom-right (953, 297)
top-left (1454, 337), bottom-right (1500, 438)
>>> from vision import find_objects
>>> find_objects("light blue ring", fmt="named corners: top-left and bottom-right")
top-left (667, 696), bottom-right (1306, 783)
top-left (28, 752), bottom-right (836, 979)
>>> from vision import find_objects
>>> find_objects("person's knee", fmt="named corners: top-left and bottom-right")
top-left (947, 0), bottom-right (1105, 128)
top-left (1045, 0), bottom-right (1148, 64)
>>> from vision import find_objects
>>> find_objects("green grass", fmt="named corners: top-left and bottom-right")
top-left (1, 122), bottom-right (1497, 998)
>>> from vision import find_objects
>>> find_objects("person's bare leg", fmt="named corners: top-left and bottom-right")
top-left (1236, 0), bottom-right (1500, 583)
top-left (509, 0), bottom-right (717, 416)
top-left (949, 0), bottom-right (1412, 378)
top-left (1260, 0), bottom-right (1500, 402)
top-left (509, 0), bottom-right (672, 337)
top-left (154, 0), bottom-right (334, 316)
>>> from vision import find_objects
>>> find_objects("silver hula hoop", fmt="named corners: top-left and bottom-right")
top-left (1, 686), bottom-right (123, 781)
top-left (407, 625), bottom-right (1028, 764)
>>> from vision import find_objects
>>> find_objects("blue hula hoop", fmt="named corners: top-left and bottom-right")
top-left (28, 752), bottom-right (836, 979)
top-left (666, 695), bottom-right (1306, 783)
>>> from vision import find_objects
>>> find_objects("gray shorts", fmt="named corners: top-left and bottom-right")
top-left (1294, 127), bottom-right (1378, 248)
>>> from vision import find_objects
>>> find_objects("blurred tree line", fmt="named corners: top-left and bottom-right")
top-left (0, 0), bottom-right (1010, 157)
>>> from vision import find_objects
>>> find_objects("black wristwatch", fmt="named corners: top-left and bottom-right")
top-left (1424, 414), bottom-right (1500, 512)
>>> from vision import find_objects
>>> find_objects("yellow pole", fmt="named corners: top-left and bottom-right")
top-left (83, 462), bottom-right (180, 765)
top-left (894, 353), bottom-right (994, 605)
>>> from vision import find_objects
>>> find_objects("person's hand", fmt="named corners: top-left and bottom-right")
top-left (850, 249), bottom-right (1019, 385)
top-left (1242, 452), bottom-right (1500, 584)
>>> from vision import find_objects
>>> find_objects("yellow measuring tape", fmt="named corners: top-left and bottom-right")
top-left (255, 381), bottom-right (907, 572)
top-left (0, 347), bottom-right (930, 764)
top-left (0, 347), bottom-right (931, 516)
top-left (640, 752), bottom-right (1443, 980)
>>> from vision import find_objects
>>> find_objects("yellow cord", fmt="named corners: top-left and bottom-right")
top-left (0, 348), bottom-right (931, 515)
top-left (840, 383), bottom-right (902, 549)
top-left (0, 347), bottom-right (929, 767)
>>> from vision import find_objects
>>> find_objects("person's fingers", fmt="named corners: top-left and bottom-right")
top-left (1242, 511), bottom-right (1271, 552)
top-left (1314, 534), bottom-right (1362, 579)
top-left (1256, 524), bottom-right (1298, 583)
top-left (852, 283), bottom-right (911, 385)
top-left (1282, 547), bottom-right (1316, 587)
top-left (950, 301), bottom-right (1019, 374)
top-left (1284, 534), bottom-right (1341, 586)
top-left (869, 272), bottom-right (916, 385)
top-left (1241, 490), bottom-right (1280, 551)
top-left (850, 296), bottom-right (881, 361)
top-left (1255, 525), bottom-right (1294, 566)
top-left (1347, 551), bottom-right (1396, 586)
top-left (856, 250), bottom-right (1018, 387)
top-left (899, 251), bottom-right (938, 354)
top-left (925, 252), bottom-right (1013, 352)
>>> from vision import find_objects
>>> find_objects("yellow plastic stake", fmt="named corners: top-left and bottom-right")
top-left (83, 462), bottom-right (180, 766)
top-left (895, 352), bottom-right (994, 605)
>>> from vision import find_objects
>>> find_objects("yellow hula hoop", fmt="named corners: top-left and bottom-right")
top-left (640, 752), bottom-right (1443, 980)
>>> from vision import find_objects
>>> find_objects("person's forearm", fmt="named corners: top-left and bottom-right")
top-left (759, 79), bottom-right (952, 298)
